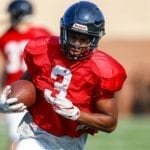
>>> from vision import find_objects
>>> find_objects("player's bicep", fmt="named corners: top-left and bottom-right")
top-left (95, 98), bottom-right (118, 120)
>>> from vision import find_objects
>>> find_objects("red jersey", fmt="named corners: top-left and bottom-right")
top-left (24, 36), bottom-right (126, 137)
top-left (0, 26), bottom-right (51, 85)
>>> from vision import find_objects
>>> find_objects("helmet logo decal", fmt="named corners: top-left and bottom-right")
top-left (72, 23), bottom-right (88, 31)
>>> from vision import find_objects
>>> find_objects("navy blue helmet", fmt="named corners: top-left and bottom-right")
top-left (60, 1), bottom-right (105, 60)
top-left (7, 0), bottom-right (33, 25)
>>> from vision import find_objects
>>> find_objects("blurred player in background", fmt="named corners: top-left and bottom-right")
top-left (0, 0), bottom-right (52, 149)
top-left (0, 1), bottom-right (126, 150)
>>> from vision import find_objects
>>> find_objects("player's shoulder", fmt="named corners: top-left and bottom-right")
top-left (0, 28), bottom-right (15, 47)
top-left (29, 26), bottom-right (52, 36)
top-left (25, 35), bottom-right (59, 55)
top-left (90, 49), bottom-right (126, 77)
top-left (0, 28), bottom-right (15, 40)
top-left (89, 49), bottom-right (127, 91)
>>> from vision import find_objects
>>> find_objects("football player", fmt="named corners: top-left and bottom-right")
top-left (0, 0), bottom-right (52, 149)
top-left (0, 1), bottom-right (126, 150)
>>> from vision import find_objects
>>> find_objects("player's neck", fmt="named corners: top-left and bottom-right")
top-left (14, 22), bottom-right (32, 33)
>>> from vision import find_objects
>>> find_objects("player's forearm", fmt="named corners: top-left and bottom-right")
top-left (77, 111), bottom-right (118, 133)
top-left (0, 52), bottom-right (6, 92)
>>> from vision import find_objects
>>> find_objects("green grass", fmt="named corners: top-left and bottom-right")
top-left (0, 116), bottom-right (9, 150)
top-left (86, 116), bottom-right (150, 150)
top-left (0, 116), bottom-right (150, 150)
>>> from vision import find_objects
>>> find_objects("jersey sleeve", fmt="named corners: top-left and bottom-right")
top-left (92, 50), bottom-right (127, 100)
top-left (29, 27), bottom-right (52, 38)
top-left (23, 37), bottom-right (49, 78)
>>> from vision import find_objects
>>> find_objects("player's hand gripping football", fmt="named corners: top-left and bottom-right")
top-left (0, 86), bottom-right (26, 113)
top-left (44, 89), bottom-right (80, 120)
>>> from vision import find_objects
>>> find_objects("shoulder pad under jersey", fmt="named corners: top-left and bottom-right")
top-left (91, 50), bottom-right (127, 91)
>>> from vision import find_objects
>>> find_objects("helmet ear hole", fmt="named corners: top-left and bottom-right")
top-left (99, 30), bottom-right (105, 39)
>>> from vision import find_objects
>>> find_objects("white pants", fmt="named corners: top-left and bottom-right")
top-left (5, 111), bottom-right (27, 141)
top-left (16, 112), bottom-right (88, 150)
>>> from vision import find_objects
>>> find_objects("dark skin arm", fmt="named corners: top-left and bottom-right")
top-left (77, 98), bottom-right (118, 133)
top-left (0, 51), bottom-right (6, 92)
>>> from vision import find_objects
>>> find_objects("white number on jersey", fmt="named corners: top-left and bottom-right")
top-left (4, 40), bottom-right (28, 73)
top-left (44, 65), bottom-right (72, 103)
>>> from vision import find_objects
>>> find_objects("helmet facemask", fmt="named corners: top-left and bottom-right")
top-left (61, 27), bottom-right (101, 60)
top-left (10, 11), bottom-right (30, 26)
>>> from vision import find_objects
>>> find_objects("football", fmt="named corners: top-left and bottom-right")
top-left (8, 80), bottom-right (36, 107)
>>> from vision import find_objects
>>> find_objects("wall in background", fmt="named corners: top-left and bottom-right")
top-left (0, 0), bottom-right (150, 39)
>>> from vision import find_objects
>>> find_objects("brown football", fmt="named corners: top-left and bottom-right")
top-left (8, 80), bottom-right (36, 107)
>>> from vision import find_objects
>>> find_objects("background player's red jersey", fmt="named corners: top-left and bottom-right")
top-left (0, 27), bottom-right (51, 85)
top-left (24, 36), bottom-right (126, 137)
